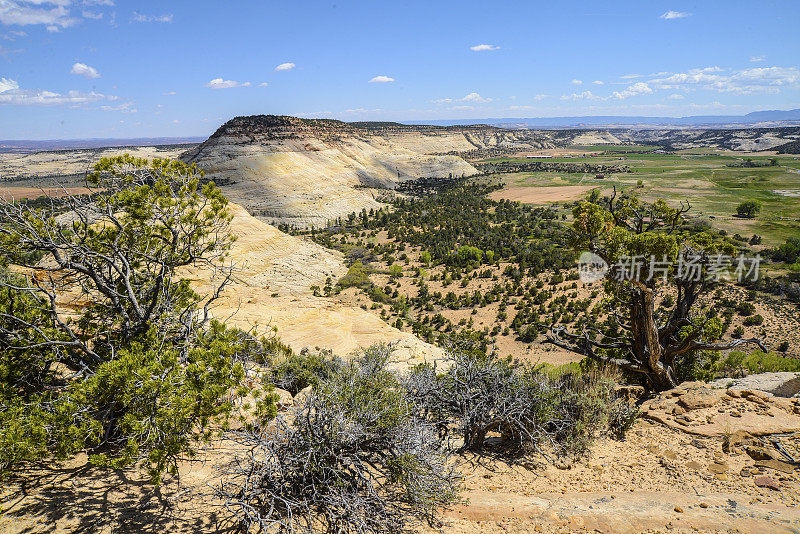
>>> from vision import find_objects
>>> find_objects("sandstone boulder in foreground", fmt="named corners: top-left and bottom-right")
top-left (641, 379), bottom-right (800, 437)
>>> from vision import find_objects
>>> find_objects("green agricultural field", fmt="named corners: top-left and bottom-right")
top-left (483, 151), bottom-right (800, 245)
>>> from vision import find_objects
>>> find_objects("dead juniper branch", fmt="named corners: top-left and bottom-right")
top-left (216, 344), bottom-right (461, 534)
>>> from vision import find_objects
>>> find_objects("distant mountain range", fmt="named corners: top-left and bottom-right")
top-left (407, 109), bottom-right (800, 129)
top-left (0, 137), bottom-right (205, 154)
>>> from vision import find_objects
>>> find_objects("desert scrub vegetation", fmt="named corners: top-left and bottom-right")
top-left (218, 344), bottom-right (636, 533)
top-left (217, 345), bottom-right (462, 534)
top-left (0, 156), bottom-right (278, 483)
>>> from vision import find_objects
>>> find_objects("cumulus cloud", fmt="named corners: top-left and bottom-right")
top-left (461, 92), bottom-right (490, 102)
top-left (750, 55), bottom-right (766, 62)
top-left (571, 79), bottom-right (582, 85)
top-left (650, 65), bottom-right (800, 94)
top-left (0, 1), bottom-right (78, 29)
top-left (100, 101), bottom-right (136, 113)
top-left (131, 12), bottom-right (173, 23)
top-left (258, 82), bottom-right (269, 87)
top-left (0, 76), bottom-right (116, 106)
top-left (70, 61), bottom-right (100, 79)
top-left (83, 0), bottom-right (115, 5)
top-left (668, 93), bottom-right (685, 100)
top-left (560, 90), bottom-right (601, 101)
top-left (611, 81), bottom-right (653, 99)
top-left (433, 92), bottom-right (492, 104)
top-left (470, 44), bottom-right (499, 51)
top-left (162, 91), bottom-right (176, 95)
top-left (0, 77), bottom-right (19, 93)
top-left (368, 75), bottom-right (395, 83)
top-left (592, 80), bottom-right (604, 85)
top-left (660, 10), bottom-right (690, 19)
top-left (275, 62), bottom-right (295, 71)
top-left (82, 10), bottom-right (102, 19)
top-left (205, 78), bottom-right (250, 89)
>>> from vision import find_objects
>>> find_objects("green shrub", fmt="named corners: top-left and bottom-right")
top-left (268, 349), bottom-right (343, 395)
top-left (716, 350), bottom-right (800, 376)
top-left (336, 261), bottom-right (373, 289)
top-left (742, 314), bottom-right (763, 326)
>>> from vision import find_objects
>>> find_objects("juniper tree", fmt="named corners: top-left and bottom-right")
top-left (0, 155), bottom-right (275, 482)
top-left (547, 190), bottom-right (765, 390)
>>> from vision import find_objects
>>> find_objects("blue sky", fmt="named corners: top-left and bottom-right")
top-left (1, 0), bottom-right (799, 139)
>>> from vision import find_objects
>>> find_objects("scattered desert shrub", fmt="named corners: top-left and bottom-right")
top-left (336, 261), bottom-right (373, 289)
top-left (743, 314), bottom-right (764, 326)
top-left (267, 348), bottom-right (343, 395)
top-left (406, 350), bottom-right (631, 455)
top-left (715, 350), bottom-right (800, 376)
top-left (217, 345), bottom-right (461, 534)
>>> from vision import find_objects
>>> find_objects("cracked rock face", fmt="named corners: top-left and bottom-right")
top-left (641, 380), bottom-right (800, 437)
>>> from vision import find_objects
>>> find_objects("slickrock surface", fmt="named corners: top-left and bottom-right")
top-left (183, 202), bottom-right (446, 366)
top-left (640, 381), bottom-right (800, 437)
top-left (180, 116), bottom-right (481, 228)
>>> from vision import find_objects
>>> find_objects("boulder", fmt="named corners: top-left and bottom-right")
top-left (711, 372), bottom-right (800, 398)
top-left (641, 381), bottom-right (800, 437)
top-left (274, 387), bottom-right (294, 411)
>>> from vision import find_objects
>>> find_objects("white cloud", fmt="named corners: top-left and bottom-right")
top-left (461, 92), bottom-right (490, 103)
top-left (0, 1), bottom-right (78, 29)
top-left (433, 92), bottom-right (492, 104)
top-left (368, 75), bottom-right (395, 83)
top-left (45, 24), bottom-right (59, 31)
top-left (650, 65), bottom-right (800, 94)
top-left (750, 55), bottom-right (766, 62)
top-left (162, 90), bottom-right (176, 95)
top-left (532, 94), bottom-right (549, 100)
top-left (688, 101), bottom-right (726, 109)
top-left (82, 10), bottom-right (102, 19)
top-left (611, 81), bottom-right (653, 99)
top-left (0, 77), bottom-right (19, 92)
top-left (668, 93), bottom-right (685, 100)
top-left (660, 10), bottom-right (690, 19)
top-left (83, 0), bottom-right (114, 5)
top-left (205, 78), bottom-right (250, 89)
top-left (100, 101), bottom-right (136, 113)
top-left (70, 62), bottom-right (100, 79)
top-left (571, 79), bottom-right (582, 85)
top-left (2, 30), bottom-right (27, 40)
top-left (620, 73), bottom-right (642, 79)
top-left (470, 44), bottom-right (499, 51)
top-left (0, 77), bottom-right (116, 106)
top-left (275, 62), bottom-right (295, 71)
top-left (258, 82), bottom-right (269, 87)
top-left (131, 12), bottom-right (172, 23)
top-left (592, 80), bottom-right (604, 85)
top-left (560, 90), bottom-right (602, 101)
